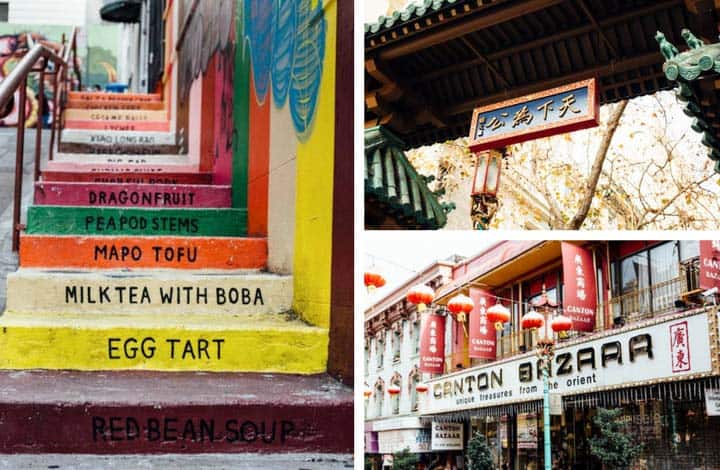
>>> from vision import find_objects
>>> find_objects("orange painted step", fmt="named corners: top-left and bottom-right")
top-left (20, 235), bottom-right (267, 270)
top-left (68, 92), bottom-right (162, 102)
top-left (66, 99), bottom-right (165, 110)
top-left (40, 170), bottom-right (212, 185)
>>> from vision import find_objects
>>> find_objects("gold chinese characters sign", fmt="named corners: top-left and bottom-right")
top-left (468, 78), bottom-right (599, 152)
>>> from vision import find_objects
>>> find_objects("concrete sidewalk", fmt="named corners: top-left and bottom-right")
top-left (0, 128), bottom-right (47, 311)
top-left (0, 453), bottom-right (354, 469)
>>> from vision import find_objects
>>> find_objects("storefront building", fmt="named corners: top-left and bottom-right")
top-left (365, 240), bottom-right (720, 469)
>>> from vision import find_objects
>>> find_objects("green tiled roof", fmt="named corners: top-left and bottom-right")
top-left (365, 126), bottom-right (453, 229)
top-left (365, 0), bottom-right (461, 35)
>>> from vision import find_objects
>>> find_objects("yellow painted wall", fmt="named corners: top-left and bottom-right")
top-left (292, 0), bottom-right (336, 329)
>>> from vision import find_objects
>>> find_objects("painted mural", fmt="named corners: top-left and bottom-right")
top-left (245, 0), bottom-right (326, 140)
top-left (0, 24), bottom-right (120, 127)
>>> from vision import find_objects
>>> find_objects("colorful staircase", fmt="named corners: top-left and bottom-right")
top-left (0, 91), bottom-right (351, 454)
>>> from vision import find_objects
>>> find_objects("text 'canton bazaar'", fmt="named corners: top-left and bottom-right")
top-left (365, 240), bottom-right (720, 469)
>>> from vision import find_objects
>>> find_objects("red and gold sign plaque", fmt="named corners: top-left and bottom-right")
top-left (468, 78), bottom-right (599, 152)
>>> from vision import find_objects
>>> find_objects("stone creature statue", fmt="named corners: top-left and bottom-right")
top-left (655, 31), bottom-right (679, 59)
top-left (681, 28), bottom-right (704, 49)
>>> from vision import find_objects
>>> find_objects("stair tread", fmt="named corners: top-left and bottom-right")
top-left (0, 369), bottom-right (349, 405)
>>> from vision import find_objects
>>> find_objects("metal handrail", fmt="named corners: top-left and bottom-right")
top-left (0, 26), bottom-right (82, 252)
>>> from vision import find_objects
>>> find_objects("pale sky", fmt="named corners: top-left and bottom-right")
top-left (363, 232), bottom-right (493, 307)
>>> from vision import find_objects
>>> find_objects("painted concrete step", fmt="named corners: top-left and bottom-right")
top-left (25, 206), bottom-right (247, 237)
top-left (58, 142), bottom-right (181, 155)
top-left (20, 235), bottom-right (265, 270)
top-left (0, 313), bottom-right (326, 373)
top-left (0, 370), bottom-right (351, 453)
top-left (34, 182), bottom-right (231, 208)
top-left (65, 109), bottom-right (168, 122)
top-left (49, 152), bottom-right (191, 166)
top-left (67, 99), bottom-right (166, 110)
top-left (61, 129), bottom-right (178, 146)
top-left (69, 91), bottom-right (162, 102)
top-left (40, 170), bottom-right (213, 185)
top-left (64, 120), bottom-right (171, 132)
top-left (6, 270), bottom-right (289, 315)
top-left (43, 161), bottom-right (198, 173)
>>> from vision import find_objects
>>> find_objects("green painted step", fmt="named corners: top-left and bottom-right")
top-left (25, 206), bottom-right (247, 237)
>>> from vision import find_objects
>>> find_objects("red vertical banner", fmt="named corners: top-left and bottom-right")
top-left (561, 242), bottom-right (597, 332)
top-left (468, 288), bottom-right (497, 359)
top-left (419, 313), bottom-right (446, 374)
top-left (699, 240), bottom-right (720, 290)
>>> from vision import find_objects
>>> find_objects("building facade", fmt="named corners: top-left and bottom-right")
top-left (365, 240), bottom-right (720, 469)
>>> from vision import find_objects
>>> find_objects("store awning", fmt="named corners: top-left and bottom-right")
top-left (100, 0), bottom-right (142, 23)
top-left (365, 125), bottom-right (454, 229)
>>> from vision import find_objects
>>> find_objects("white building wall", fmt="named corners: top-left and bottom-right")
top-left (8, 0), bottom-right (88, 25)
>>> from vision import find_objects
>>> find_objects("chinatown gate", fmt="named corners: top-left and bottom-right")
top-left (365, 0), bottom-right (720, 228)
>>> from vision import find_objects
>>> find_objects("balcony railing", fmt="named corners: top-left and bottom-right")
top-left (610, 263), bottom-right (700, 324)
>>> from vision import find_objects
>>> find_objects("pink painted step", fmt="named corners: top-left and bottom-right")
top-left (40, 170), bottom-right (213, 185)
top-left (34, 182), bottom-right (231, 208)
top-left (64, 120), bottom-right (171, 132)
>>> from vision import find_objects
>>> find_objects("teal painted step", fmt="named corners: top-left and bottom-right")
top-left (25, 206), bottom-right (247, 237)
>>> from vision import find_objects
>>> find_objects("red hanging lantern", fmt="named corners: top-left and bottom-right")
top-left (364, 271), bottom-right (386, 292)
top-left (364, 388), bottom-right (372, 399)
top-left (447, 294), bottom-right (474, 321)
top-left (550, 314), bottom-right (573, 333)
top-left (387, 385), bottom-right (401, 395)
top-left (521, 309), bottom-right (545, 330)
top-left (407, 284), bottom-right (435, 312)
top-left (486, 301), bottom-right (511, 330)
top-left (416, 383), bottom-right (429, 393)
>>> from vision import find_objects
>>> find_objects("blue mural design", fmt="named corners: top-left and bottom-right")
top-left (288, 0), bottom-right (325, 139)
top-left (245, 0), bottom-right (326, 139)
top-left (245, 0), bottom-right (273, 104)
top-left (271, 0), bottom-right (296, 107)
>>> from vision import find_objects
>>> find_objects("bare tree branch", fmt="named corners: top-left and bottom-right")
top-left (567, 100), bottom-right (629, 229)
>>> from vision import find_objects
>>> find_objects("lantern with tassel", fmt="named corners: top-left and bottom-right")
top-left (364, 271), bottom-right (386, 292)
top-left (486, 301), bottom-right (511, 331)
top-left (407, 284), bottom-right (435, 312)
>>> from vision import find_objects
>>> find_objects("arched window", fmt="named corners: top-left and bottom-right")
top-left (376, 332), bottom-right (385, 369)
top-left (409, 366), bottom-right (421, 412)
top-left (374, 378), bottom-right (385, 417)
top-left (390, 372), bottom-right (401, 415)
top-left (392, 323), bottom-right (402, 362)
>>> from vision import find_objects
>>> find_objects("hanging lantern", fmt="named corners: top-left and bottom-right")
top-left (407, 284), bottom-right (435, 312)
top-left (550, 314), bottom-right (573, 335)
top-left (471, 151), bottom-right (503, 197)
top-left (447, 293), bottom-right (474, 324)
top-left (364, 271), bottom-right (386, 292)
top-left (521, 309), bottom-right (545, 330)
top-left (416, 383), bottom-right (429, 393)
top-left (364, 388), bottom-right (372, 399)
top-left (486, 301), bottom-right (511, 331)
top-left (387, 385), bottom-right (401, 395)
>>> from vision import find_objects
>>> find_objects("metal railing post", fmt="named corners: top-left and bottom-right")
top-left (34, 59), bottom-right (46, 182)
top-left (12, 76), bottom-right (27, 252)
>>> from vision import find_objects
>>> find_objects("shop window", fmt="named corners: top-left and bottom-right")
top-left (650, 242), bottom-right (680, 312)
top-left (0, 3), bottom-right (7, 22)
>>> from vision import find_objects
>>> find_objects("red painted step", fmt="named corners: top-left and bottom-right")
top-left (0, 371), bottom-right (352, 454)
top-left (40, 170), bottom-right (213, 185)
top-left (64, 120), bottom-right (171, 132)
top-left (35, 182), bottom-right (231, 208)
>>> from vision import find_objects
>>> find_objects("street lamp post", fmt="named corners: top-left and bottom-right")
top-left (521, 288), bottom-right (571, 470)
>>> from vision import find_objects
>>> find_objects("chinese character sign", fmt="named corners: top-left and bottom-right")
top-left (420, 313), bottom-right (446, 374)
top-left (468, 287), bottom-right (497, 359)
top-left (468, 79), bottom-right (599, 152)
top-left (699, 240), bottom-right (720, 290)
top-left (669, 320), bottom-right (691, 373)
top-left (561, 242), bottom-right (597, 332)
